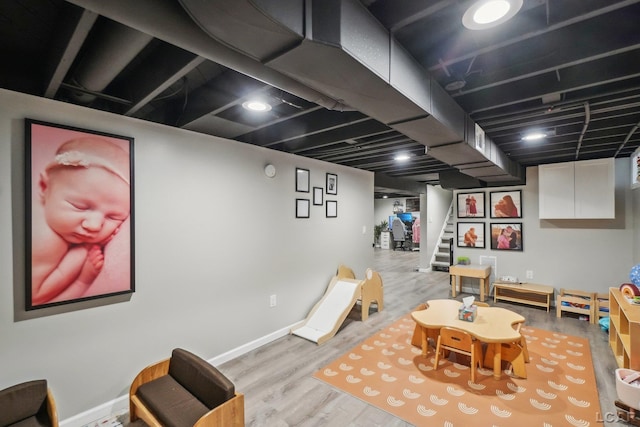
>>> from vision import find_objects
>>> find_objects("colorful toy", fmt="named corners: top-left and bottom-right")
top-left (620, 283), bottom-right (640, 299)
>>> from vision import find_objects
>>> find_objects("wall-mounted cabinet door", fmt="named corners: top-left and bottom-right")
top-left (574, 158), bottom-right (615, 218)
top-left (539, 162), bottom-right (575, 218)
top-left (539, 158), bottom-right (615, 219)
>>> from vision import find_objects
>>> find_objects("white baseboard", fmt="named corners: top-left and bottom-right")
top-left (60, 321), bottom-right (300, 427)
top-left (60, 398), bottom-right (128, 427)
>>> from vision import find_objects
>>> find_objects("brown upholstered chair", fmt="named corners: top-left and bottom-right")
top-left (433, 327), bottom-right (483, 383)
top-left (129, 348), bottom-right (244, 427)
top-left (0, 380), bottom-right (58, 427)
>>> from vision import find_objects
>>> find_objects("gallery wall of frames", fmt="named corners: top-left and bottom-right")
top-left (456, 189), bottom-right (523, 251)
top-left (295, 167), bottom-right (338, 219)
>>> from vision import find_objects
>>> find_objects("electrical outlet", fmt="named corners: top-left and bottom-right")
top-left (526, 270), bottom-right (533, 280)
top-left (270, 294), bottom-right (277, 307)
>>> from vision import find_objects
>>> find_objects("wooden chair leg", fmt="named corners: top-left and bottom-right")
top-left (500, 342), bottom-right (527, 378)
top-left (520, 335), bottom-right (530, 363)
top-left (433, 335), bottom-right (442, 369)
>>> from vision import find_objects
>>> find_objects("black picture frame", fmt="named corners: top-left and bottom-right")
top-left (456, 222), bottom-right (485, 249)
top-left (490, 222), bottom-right (523, 251)
top-left (295, 167), bottom-right (310, 192)
top-left (313, 187), bottom-right (323, 205)
top-left (490, 190), bottom-right (522, 218)
top-left (296, 198), bottom-right (310, 218)
top-left (326, 173), bottom-right (338, 195)
top-left (25, 118), bottom-right (135, 310)
top-left (326, 200), bottom-right (337, 218)
top-left (456, 191), bottom-right (485, 218)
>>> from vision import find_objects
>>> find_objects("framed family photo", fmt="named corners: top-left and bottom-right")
top-left (457, 192), bottom-right (485, 218)
top-left (490, 223), bottom-right (523, 251)
top-left (25, 118), bottom-right (134, 310)
top-left (457, 222), bottom-right (485, 249)
top-left (490, 190), bottom-right (522, 218)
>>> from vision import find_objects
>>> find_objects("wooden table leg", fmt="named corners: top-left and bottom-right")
top-left (421, 327), bottom-right (428, 357)
top-left (492, 342), bottom-right (502, 380)
top-left (451, 275), bottom-right (456, 297)
top-left (480, 278), bottom-right (485, 302)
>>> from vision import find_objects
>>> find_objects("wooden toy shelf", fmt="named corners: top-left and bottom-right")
top-left (609, 287), bottom-right (640, 370)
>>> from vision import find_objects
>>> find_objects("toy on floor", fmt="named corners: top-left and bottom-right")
top-left (291, 264), bottom-right (384, 344)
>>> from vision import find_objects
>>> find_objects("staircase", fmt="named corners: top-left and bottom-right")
top-left (430, 202), bottom-right (454, 272)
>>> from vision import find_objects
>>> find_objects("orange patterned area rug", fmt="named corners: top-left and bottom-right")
top-left (314, 314), bottom-right (602, 426)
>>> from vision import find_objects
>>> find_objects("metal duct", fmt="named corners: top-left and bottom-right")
top-left (176, 0), bottom-right (523, 184)
top-left (68, 0), bottom-right (524, 185)
top-left (71, 20), bottom-right (153, 103)
top-left (65, 0), bottom-right (347, 112)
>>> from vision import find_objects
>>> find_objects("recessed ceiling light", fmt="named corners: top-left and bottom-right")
top-left (522, 132), bottom-right (546, 141)
top-left (242, 100), bottom-right (272, 112)
top-left (462, 0), bottom-right (523, 30)
top-left (394, 154), bottom-right (411, 162)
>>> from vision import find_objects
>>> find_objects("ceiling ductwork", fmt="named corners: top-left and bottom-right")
top-left (70, 20), bottom-right (153, 104)
top-left (68, 0), bottom-right (525, 186)
top-left (177, 0), bottom-right (524, 185)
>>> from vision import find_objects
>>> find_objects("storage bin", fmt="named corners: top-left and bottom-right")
top-left (616, 368), bottom-right (640, 411)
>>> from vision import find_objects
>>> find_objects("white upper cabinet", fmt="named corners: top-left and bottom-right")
top-left (539, 158), bottom-right (615, 219)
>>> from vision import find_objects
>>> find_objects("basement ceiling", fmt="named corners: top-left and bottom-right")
top-left (2, 0), bottom-right (639, 198)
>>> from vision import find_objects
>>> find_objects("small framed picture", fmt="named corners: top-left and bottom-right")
top-left (457, 222), bottom-right (485, 248)
top-left (296, 198), bottom-right (310, 218)
top-left (296, 167), bottom-right (310, 192)
top-left (326, 200), bottom-right (337, 218)
top-left (326, 173), bottom-right (338, 195)
top-left (490, 190), bottom-right (522, 218)
top-left (457, 192), bottom-right (485, 218)
top-left (313, 187), bottom-right (323, 205)
top-left (490, 223), bottom-right (523, 251)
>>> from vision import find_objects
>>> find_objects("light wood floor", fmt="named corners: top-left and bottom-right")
top-left (220, 249), bottom-right (618, 426)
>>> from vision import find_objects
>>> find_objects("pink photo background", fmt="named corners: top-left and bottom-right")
top-left (30, 123), bottom-right (132, 303)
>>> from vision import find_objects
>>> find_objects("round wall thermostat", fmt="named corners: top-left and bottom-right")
top-left (264, 164), bottom-right (276, 178)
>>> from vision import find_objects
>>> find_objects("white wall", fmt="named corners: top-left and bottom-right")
top-left (453, 163), bottom-right (636, 292)
top-left (0, 89), bottom-right (374, 421)
top-left (420, 186), bottom-right (453, 270)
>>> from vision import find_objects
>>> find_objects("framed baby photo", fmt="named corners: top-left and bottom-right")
top-left (457, 191), bottom-right (485, 218)
top-left (25, 118), bottom-right (135, 310)
top-left (456, 222), bottom-right (485, 249)
top-left (490, 190), bottom-right (522, 218)
top-left (490, 222), bottom-right (523, 251)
